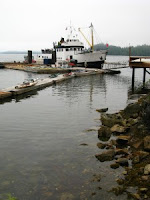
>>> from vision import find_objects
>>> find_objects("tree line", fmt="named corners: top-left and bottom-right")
top-left (94, 44), bottom-right (150, 56)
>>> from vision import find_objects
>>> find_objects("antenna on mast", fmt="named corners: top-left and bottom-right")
top-left (90, 23), bottom-right (94, 51)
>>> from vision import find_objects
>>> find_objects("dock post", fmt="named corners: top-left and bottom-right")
top-left (28, 50), bottom-right (32, 64)
top-left (143, 68), bottom-right (146, 88)
top-left (129, 46), bottom-right (131, 61)
top-left (132, 68), bottom-right (135, 92)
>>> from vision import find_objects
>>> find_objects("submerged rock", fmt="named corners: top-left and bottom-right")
top-left (128, 193), bottom-right (141, 200)
top-left (110, 163), bottom-right (120, 169)
top-left (92, 174), bottom-right (101, 182)
top-left (115, 158), bottom-right (129, 166)
top-left (80, 143), bottom-right (88, 146)
top-left (95, 149), bottom-right (115, 162)
top-left (97, 142), bottom-right (107, 149)
top-left (111, 186), bottom-right (124, 196)
top-left (96, 108), bottom-right (108, 113)
top-left (60, 192), bottom-right (74, 200)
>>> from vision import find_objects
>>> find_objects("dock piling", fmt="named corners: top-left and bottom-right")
top-left (132, 68), bottom-right (135, 92)
top-left (28, 50), bottom-right (32, 64)
top-left (143, 68), bottom-right (146, 88)
top-left (129, 55), bottom-right (150, 92)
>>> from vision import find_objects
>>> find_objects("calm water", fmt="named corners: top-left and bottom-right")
top-left (0, 55), bottom-right (149, 200)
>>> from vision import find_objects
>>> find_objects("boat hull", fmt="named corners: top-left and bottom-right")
top-left (77, 60), bottom-right (104, 69)
top-left (70, 50), bottom-right (107, 69)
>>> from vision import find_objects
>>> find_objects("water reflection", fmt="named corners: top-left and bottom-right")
top-left (0, 90), bottom-right (39, 105)
top-left (52, 74), bottom-right (107, 106)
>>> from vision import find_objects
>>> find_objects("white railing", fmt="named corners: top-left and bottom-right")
top-left (103, 62), bottom-right (129, 69)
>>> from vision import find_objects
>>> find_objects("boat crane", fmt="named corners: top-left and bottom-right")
top-left (78, 23), bottom-right (94, 51)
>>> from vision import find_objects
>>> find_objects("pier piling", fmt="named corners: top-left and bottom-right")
top-left (28, 50), bottom-right (32, 64)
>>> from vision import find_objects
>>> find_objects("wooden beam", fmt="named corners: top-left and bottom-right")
top-left (146, 69), bottom-right (150, 75)
top-left (129, 62), bottom-right (150, 68)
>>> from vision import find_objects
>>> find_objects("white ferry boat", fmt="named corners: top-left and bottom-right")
top-left (55, 23), bottom-right (107, 69)
top-left (36, 23), bottom-right (107, 69)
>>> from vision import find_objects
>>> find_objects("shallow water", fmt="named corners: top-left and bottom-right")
top-left (0, 55), bottom-right (149, 199)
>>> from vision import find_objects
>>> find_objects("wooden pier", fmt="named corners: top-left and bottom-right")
top-left (0, 70), bottom-right (106, 101)
top-left (129, 56), bottom-right (150, 92)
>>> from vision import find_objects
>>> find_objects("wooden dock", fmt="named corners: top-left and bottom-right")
top-left (0, 70), bottom-right (106, 101)
top-left (129, 56), bottom-right (150, 91)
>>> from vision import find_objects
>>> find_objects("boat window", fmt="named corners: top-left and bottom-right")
top-left (66, 49), bottom-right (69, 51)
top-left (74, 48), bottom-right (76, 51)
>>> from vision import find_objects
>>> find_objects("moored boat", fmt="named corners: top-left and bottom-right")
top-left (15, 79), bottom-right (38, 89)
top-left (54, 23), bottom-right (107, 69)
top-left (35, 23), bottom-right (107, 69)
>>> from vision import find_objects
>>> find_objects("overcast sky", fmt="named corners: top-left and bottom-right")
top-left (0, 0), bottom-right (150, 51)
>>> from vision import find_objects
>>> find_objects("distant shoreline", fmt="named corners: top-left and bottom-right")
top-left (1, 43), bottom-right (150, 56)
top-left (0, 51), bottom-right (41, 54)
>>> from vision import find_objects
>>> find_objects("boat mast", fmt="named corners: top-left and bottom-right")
top-left (78, 23), bottom-right (94, 51)
top-left (90, 23), bottom-right (94, 51)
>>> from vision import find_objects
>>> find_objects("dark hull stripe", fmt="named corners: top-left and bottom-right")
top-left (77, 60), bottom-right (104, 69)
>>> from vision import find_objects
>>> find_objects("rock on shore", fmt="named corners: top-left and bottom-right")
top-left (95, 93), bottom-right (150, 199)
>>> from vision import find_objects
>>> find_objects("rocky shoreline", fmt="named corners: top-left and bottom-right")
top-left (95, 92), bottom-right (150, 199)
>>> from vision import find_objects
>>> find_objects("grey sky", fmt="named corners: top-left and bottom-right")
top-left (0, 0), bottom-right (150, 51)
